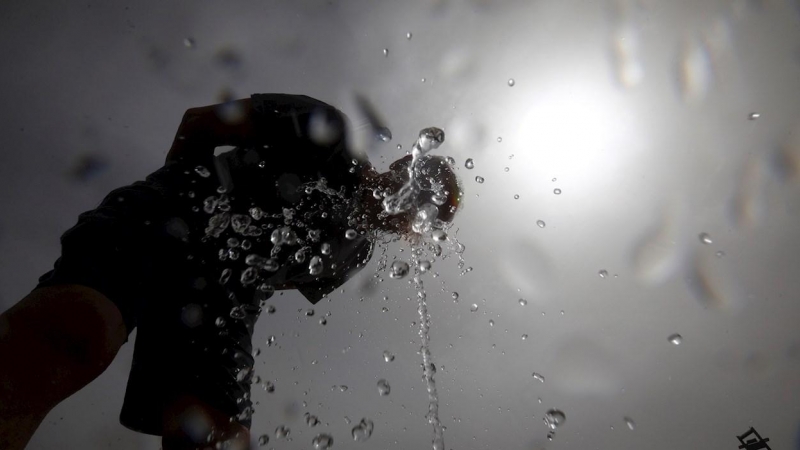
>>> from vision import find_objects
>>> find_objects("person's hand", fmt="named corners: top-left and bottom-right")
top-left (166, 99), bottom-right (257, 164)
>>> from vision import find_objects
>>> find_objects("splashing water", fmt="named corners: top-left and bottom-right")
top-left (382, 128), bottom-right (446, 215)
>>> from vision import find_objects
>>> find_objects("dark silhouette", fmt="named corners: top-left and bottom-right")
top-left (0, 94), bottom-right (461, 450)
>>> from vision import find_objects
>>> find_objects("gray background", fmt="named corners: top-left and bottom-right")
top-left (1, 0), bottom-right (799, 449)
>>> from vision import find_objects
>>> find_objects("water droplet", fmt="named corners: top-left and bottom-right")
top-left (321, 243), bottom-right (332, 255)
top-left (183, 37), bottom-right (195, 48)
top-left (229, 306), bottom-right (246, 320)
top-left (258, 434), bottom-right (269, 446)
top-left (715, 250), bottom-right (725, 258)
top-left (406, 32), bottom-right (412, 39)
top-left (464, 158), bottom-right (474, 169)
top-left (382, 48), bottom-right (389, 57)
top-left (345, 229), bottom-right (357, 240)
top-left (507, 78), bottom-right (515, 87)
top-left (339, 385), bottom-right (348, 392)
top-left (451, 292), bottom-right (459, 301)
top-left (215, 317), bottom-right (226, 328)
top-left (668, 333), bottom-right (683, 345)
top-left (624, 416), bottom-right (636, 430)
top-left (432, 230), bottom-right (447, 242)
top-left (419, 260), bottom-right (432, 272)
top-left (266, 305), bottom-right (276, 315)
top-left (305, 309), bottom-right (315, 317)
top-left (266, 335), bottom-right (276, 346)
top-left (699, 232), bottom-right (713, 244)
top-left (514, 194), bottom-right (520, 199)
top-left (488, 319), bottom-right (495, 327)
top-left (376, 126), bottom-right (392, 142)
top-left (383, 350), bottom-right (395, 362)
top-left (532, 372), bottom-right (545, 383)
top-left (319, 317), bottom-right (327, 325)
top-left (544, 409), bottom-right (566, 440)
top-left (351, 418), bottom-right (374, 442)
top-left (219, 268), bottom-right (231, 285)
top-left (470, 303), bottom-right (479, 312)
top-left (275, 425), bottom-right (290, 439)
top-left (264, 380), bottom-right (275, 393)
top-left (497, 136), bottom-right (503, 143)
top-left (312, 433), bottom-right (334, 450)
top-left (748, 112), bottom-right (760, 120)
top-left (598, 269), bottom-right (609, 278)
top-left (536, 220), bottom-right (546, 228)
top-left (553, 188), bottom-right (562, 195)
top-left (309, 256), bottom-right (324, 276)
top-left (518, 298), bottom-right (528, 306)
top-left (475, 176), bottom-right (484, 184)
top-left (390, 260), bottom-right (410, 279)
top-left (194, 166), bottom-right (211, 178)
top-left (522, 334), bottom-right (528, 340)
top-left (305, 413), bottom-right (320, 427)
top-left (377, 379), bottom-right (391, 396)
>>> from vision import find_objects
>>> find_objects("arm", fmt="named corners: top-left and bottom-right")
top-left (0, 285), bottom-right (126, 450)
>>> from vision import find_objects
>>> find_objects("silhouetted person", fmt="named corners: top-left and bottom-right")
top-left (0, 94), bottom-right (461, 450)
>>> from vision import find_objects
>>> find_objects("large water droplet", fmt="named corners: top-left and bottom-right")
top-left (536, 220), bottom-right (546, 228)
top-left (345, 229), bottom-right (357, 240)
top-left (465, 158), bottom-right (474, 169)
top-left (470, 303), bottom-right (479, 312)
top-left (312, 433), bottom-right (334, 450)
top-left (475, 176), bottom-right (484, 184)
top-left (699, 232), bottom-right (713, 244)
top-left (321, 243), bottom-right (332, 255)
top-left (519, 298), bottom-right (528, 306)
top-left (406, 32), bottom-right (412, 39)
top-left (351, 418), bottom-right (374, 442)
top-left (532, 372), bottom-right (545, 383)
top-left (553, 188), bottom-right (562, 195)
top-left (668, 333), bottom-right (683, 345)
top-left (376, 126), bottom-right (392, 142)
top-left (383, 350), bottom-right (395, 362)
top-left (390, 260), bottom-right (410, 279)
top-left (377, 379), bottom-right (391, 396)
top-left (215, 317), bottom-right (226, 328)
top-left (598, 269), bottom-right (609, 278)
top-left (309, 256), bottom-right (324, 275)
top-left (258, 434), bottom-right (269, 446)
top-left (507, 78), bottom-right (515, 87)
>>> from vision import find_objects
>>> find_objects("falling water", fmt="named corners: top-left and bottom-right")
top-left (413, 263), bottom-right (445, 450)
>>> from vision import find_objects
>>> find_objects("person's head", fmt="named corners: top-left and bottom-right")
top-left (361, 154), bottom-right (463, 236)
